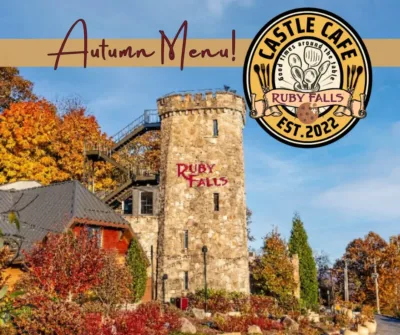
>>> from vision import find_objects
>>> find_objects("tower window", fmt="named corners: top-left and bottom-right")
top-left (213, 120), bottom-right (218, 137)
top-left (213, 193), bottom-right (219, 211)
top-left (184, 271), bottom-right (189, 290)
top-left (184, 230), bottom-right (189, 249)
top-left (123, 196), bottom-right (133, 215)
top-left (141, 192), bottom-right (154, 215)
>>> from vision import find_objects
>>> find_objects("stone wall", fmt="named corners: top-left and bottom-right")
top-left (124, 215), bottom-right (158, 270)
top-left (156, 91), bottom-right (250, 301)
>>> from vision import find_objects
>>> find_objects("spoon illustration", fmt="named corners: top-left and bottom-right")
top-left (312, 61), bottom-right (331, 89)
top-left (291, 66), bottom-right (305, 90)
top-left (288, 54), bottom-right (302, 68)
top-left (253, 64), bottom-right (264, 89)
top-left (352, 66), bottom-right (363, 90)
top-left (304, 68), bottom-right (318, 90)
top-left (304, 46), bottom-right (322, 68)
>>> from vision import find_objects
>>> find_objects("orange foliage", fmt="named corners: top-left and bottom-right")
top-left (334, 232), bottom-right (400, 315)
top-left (0, 100), bottom-right (116, 190)
top-left (114, 130), bottom-right (160, 174)
top-left (0, 100), bottom-right (64, 185)
top-left (54, 108), bottom-right (116, 191)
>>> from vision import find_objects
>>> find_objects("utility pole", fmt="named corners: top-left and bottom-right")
top-left (344, 259), bottom-right (349, 302)
top-left (373, 258), bottom-right (381, 314)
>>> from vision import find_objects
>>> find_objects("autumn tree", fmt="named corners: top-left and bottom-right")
top-left (54, 105), bottom-right (116, 191)
top-left (20, 230), bottom-right (105, 301)
top-left (114, 130), bottom-right (161, 174)
top-left (92, 251), bottom-right (132, 315)
top-left (0, 100), bottom-right (65, 185)
top-left (251, 228), bottom-right (296, 302)
top-left (289, 213), bottom-right (318, 309)
top-left (334, 232), bottom-right (400, 314)
top-left (0, 67), bottom-right (36, 111)
top-left (0, 99), bottom-right (116, 191)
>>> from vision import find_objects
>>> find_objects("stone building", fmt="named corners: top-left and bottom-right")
top-left (86, 90), bottom-right (250, 301)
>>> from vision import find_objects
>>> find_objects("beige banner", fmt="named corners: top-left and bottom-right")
top-left (251, 89), bottom-right (366, 119)
top-left (0, 39), bottom-right (398, 67)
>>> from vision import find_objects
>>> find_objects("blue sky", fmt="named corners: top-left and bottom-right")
top-left (2, 0), bottom-right (400, 261)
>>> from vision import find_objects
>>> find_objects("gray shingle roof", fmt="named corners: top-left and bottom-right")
top-left (0, 180), bottom-right (130, 256)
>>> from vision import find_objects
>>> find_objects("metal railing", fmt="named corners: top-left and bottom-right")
top-left (111, 109), bottom-right (160, 144)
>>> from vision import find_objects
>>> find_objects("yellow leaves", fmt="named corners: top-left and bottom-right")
top-left (0, 100), bottom-right (118, 191)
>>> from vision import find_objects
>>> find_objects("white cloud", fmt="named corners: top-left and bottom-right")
top-left (314, 170), bottom-right (400, 220)
top-left (312, 122), bottom-right (400, 220)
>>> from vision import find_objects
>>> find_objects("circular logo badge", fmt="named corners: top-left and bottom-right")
top-left (243, 8), bottom-right (372, 148)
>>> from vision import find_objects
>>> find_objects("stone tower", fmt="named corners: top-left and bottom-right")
top-left (156, 91), bottom-right (250, 301)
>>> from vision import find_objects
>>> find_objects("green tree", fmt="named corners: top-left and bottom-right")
top-left (126, 238), bottom-right (148, 302)
top-left (288, 213), bottom-right (318, 309)
top-left (251, 228), bottom-right (296, 301)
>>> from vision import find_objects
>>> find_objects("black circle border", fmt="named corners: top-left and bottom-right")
top-left (242, 7), bottom-right (373, 149)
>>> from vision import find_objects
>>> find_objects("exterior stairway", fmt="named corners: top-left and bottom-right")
top-left (85, 110), bottom-right (161, 204)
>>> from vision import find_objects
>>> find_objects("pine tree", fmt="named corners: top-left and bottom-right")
top-left (288, 213), bottom-right (318, 309)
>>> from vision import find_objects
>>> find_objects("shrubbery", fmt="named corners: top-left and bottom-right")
top-left (214, 314), bottom-right (283, 333)
top-left (127, 238), bottom-right (148, 302)
top-left (13, 293), bottom-right (85, 335)
top-left (187, 289), bottom-right (284, 317)
top-left (85, 302), bottom-right (182, 335)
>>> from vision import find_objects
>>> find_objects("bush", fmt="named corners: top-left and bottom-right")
top-left (126, 238), bottom-right (148, 302)
top-left (361, 305), bottom-right (374, 321)
top-left (83, 312), bottom-right (103, 335)
top-left (12, 293), bottom-right (85, 335)
top-left (248, 295), bottom-right (275, 316)
top-left (188, 289), bottom-right (248, 314)
top-left (214, 314), bottom-right (283, 333)
top-left (101, 302), bottom-right (182, 335)
top-left (187, 289), bottom-right (292, 317)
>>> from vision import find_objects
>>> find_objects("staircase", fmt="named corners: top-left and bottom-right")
top-left (112, 110), bottom-right (161, 152)
top-left (85, 109), bottom-right (161, 204)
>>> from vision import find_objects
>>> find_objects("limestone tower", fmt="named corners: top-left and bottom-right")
top-left (156, 91), bottom-right (250, 301)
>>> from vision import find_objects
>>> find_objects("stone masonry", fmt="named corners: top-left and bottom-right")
top-left (156, 91), bottom-right (250, 301)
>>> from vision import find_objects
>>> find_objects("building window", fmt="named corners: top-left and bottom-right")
top-left (184, 271), bottom-right (189, 290)
top-left (213, 120), bottom-right (218, 137)
top-left (141, 192), bottom-right (153, 215)
top-left (123, 196), bottom-right (133, 215)
top-left (184, 230), bottom-right (189, 249)
top-left (87, 226), bottom-right (102, 248)
top-left (213, 193), bottom-right (219, 211)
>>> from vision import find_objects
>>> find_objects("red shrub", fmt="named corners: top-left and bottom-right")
top-left (249, 295), bottom-right (275, 316)
top-left (102, 311), bottom-right (146, 335)
top-left (100, 302), bottom-right (182, 335)
top-left (84, 313), bottom-right (103, 335)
